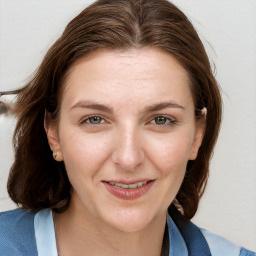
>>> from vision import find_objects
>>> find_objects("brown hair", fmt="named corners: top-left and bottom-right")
top-left (5, 0), bottom-right (221, 219)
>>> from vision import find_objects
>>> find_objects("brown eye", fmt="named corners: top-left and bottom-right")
top-left (154, 116), bottom-right (169, 125)
top-left (150, 115), bottom-right (176, 127)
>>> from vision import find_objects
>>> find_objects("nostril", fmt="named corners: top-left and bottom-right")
top-left (112, 150), bottom-right (144, 170)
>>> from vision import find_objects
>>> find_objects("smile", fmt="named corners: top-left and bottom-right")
top-left (103, 180), bottom-right (154, 200)
top-left (108, 181), bottom-right (148, 189)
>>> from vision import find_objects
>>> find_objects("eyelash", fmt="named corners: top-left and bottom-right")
top-left (149, 115), bottom-right (177, 127)
top-left (80, 115), bottom-right (176, 128)
top-left (80, 115), bottom-right (105, 125)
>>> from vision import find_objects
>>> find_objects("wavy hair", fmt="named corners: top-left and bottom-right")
top-left (4, 0), bottom-right (222, 219)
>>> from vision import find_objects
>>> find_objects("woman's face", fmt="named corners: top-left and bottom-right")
top-left (46, 48), bottom-right (204, 232)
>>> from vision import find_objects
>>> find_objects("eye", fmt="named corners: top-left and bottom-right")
top-left (151, 115), bottom-right (176, 126)
top-left (82, 116), bottom-right (105, 125)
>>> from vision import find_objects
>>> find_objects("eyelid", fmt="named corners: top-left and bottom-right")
top-left (148, 114), bottom-right (177, 126)
top-left (79, 114), bottom-right (107, 125)
top-left (78, 113), bottom-right (177, 127)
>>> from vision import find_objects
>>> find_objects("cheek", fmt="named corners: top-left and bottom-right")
top-left (145, 132), bottom-right (194, 175)
top-left (149, 133), bottom-right (194, 199)
top-left (59, 129), bottom-right (112, 177)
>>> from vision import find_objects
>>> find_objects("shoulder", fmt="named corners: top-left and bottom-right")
top-left (0, 208), bottom-right (38, 255)
top-left (200, 228), bottom-right (256, 256)
top-left (168, 211), bottom-right (255, 256)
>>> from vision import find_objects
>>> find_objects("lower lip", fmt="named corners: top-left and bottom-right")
top-left (103, 181), bottom-right (154, 200)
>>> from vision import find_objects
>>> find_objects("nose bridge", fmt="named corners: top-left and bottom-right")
top-left (112, 122), bottom-right (144, 170)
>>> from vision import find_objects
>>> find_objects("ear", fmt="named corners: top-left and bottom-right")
top-left (189, 108), bottom-right (207, 160)
top-left (44, 111), bottom-right (63, 162)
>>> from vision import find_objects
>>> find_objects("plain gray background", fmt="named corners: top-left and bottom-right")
top-left (0, 0), bottom-right (255, 251)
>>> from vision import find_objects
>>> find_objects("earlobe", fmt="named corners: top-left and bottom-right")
top-left (53, 150), bottom-right (63, 162)
top-left (44, 111), bottom-right (63, 161)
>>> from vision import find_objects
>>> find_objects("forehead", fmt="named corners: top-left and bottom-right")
top-left (61, 47), bottom-right (193, 110)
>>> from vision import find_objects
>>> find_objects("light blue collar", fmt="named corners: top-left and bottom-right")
top-left (34, 209), bottom-right (58, 256)
top-left (34, 210), bottom-right (189, 256)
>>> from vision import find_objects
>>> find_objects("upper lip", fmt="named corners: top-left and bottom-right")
top-left (103, 179), bottom-right (153, 184)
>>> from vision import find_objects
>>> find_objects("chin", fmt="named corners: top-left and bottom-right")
top-left (102, 208), bottom-right (158, 233)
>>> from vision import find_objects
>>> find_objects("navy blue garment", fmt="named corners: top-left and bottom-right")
top-left (0, 209), bottom-right (255, 256)
top-left (170, 208), bottom-right (211, 255)
top-left (0, 209), bottom-right (38, 255)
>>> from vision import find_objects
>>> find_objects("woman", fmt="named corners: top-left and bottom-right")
top-left (0, 0), bottom-right (255, 255)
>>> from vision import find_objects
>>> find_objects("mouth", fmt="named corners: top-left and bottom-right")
top-left (107, 181), bottom-right (148, 189)
top-left (102, 180), bottom-right (154, 200)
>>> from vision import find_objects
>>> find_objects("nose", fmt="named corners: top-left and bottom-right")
top-left (111, 125), bottom-right (144, 171)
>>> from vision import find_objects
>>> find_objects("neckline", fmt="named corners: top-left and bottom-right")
top-left (34, 209), bottom-right (58, 256)
top-left (34, 209), bottom-right (188, 256)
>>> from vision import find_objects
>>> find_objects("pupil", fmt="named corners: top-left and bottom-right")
top-left (90, 116), bottom-right (101, 124)
top-left (156, 116), bottom-right (166, 124)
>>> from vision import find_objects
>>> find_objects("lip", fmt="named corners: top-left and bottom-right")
top-left (102, 180), bottom-right (155, 200)
top-left (103, 179), bottom-right (152, 184)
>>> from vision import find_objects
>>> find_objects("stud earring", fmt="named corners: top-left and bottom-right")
top-left (53, 151), bottom-right (63, 161)
top-left (53, 151), bottom-right (58, 160)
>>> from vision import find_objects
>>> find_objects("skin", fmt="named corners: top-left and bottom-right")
top-left (45, 48), bottom-right (205, 256)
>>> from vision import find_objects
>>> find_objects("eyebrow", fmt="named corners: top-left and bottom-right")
top-left (141, 101), bottom-right (185, 114)
top-left (70, 100), bottom-right (184, 114)
top-left (70, 101), bottom-right (113, 113)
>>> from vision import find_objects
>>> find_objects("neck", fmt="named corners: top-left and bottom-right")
top-left (54, 199), bottom-right (167, 256)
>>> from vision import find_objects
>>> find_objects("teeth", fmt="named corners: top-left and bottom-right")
top-left (109, 181), bottom-right (148, 189)
top-left (128, 183), bottom-right (137, 189)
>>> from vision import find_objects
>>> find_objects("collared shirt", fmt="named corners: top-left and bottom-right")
top-left (0, 209), bottom-right (255, 255)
